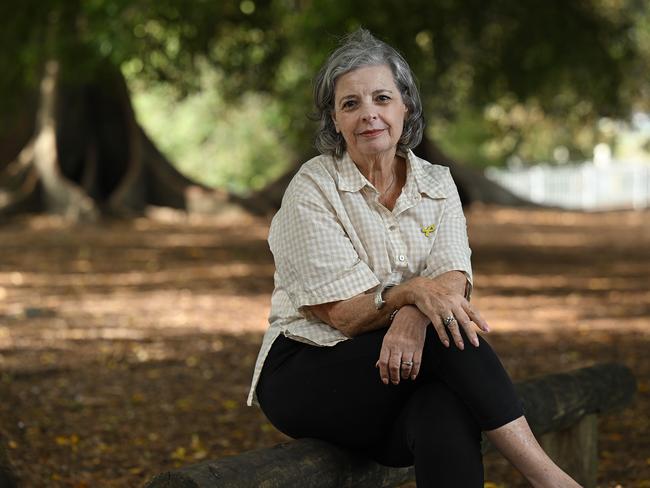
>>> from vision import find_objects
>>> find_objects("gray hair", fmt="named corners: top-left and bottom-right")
top-left (313, 29), bottom-right (425, 158)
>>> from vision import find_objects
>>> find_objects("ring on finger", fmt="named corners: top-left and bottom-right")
top-left (401, 361), bottom-right (414, 367)
top-left (443, 316), bottom-right (456, 327)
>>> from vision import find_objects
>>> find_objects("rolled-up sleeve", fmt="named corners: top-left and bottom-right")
top-left (269, 194), bottom-right (379, 311)
top-left (421, 171), bottom-right (473, 297)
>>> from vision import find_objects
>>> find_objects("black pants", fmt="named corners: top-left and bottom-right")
top-left (256, 326), bottom-right (523, 487)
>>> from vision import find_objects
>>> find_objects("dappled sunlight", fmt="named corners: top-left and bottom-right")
top-left (0, 206), bottom-right (648, 486)
top-left (0, 262), bottom-right (275, 291)
top-left (466, 205), bottom-right (650, 341)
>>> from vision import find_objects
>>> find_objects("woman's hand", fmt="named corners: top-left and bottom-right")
top-left (376, 306), bottom-right (429, 385)
top-left (402, 276), bottom-right (489, 350)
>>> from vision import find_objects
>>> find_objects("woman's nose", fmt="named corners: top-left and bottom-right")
top-left (361, 108), bottom-right (378, 122)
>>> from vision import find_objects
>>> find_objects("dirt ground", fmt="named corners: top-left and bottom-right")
top-left (0, 205), bottom-right (648, 487)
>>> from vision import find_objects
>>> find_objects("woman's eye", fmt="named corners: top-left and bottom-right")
top-left (377, 95), bottom-right (391, 102)
top-left (342, 100), bottom-right (356, 109)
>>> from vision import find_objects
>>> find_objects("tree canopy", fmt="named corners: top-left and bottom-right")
top-left (3, 1), bottom-right (647, 122)
top-left (0, 0), bottom-right (648, 215)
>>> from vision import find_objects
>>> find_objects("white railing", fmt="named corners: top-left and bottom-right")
top-left (485, 161), bottom-right (650, 210)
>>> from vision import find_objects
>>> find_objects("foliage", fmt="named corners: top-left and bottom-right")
top-left (129, 64), bottom-right (294, 194)
top-left (0, 0), bottom-right (282, 91)
top-left (286, 0), bottom-right (647, 164)
top-left (0, 0), bottom-right (649, 180)
top-left (430, 98), bottom-right (618, 167)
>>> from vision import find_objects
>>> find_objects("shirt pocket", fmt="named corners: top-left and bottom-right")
top-left (403, 198), bottom-right (446, 273)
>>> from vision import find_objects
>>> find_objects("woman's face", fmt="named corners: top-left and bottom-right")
top-left (332, 64), bottom-right (408, 160)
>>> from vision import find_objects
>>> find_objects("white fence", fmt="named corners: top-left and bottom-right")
top-left (485, 161), bottom-right (650, 210)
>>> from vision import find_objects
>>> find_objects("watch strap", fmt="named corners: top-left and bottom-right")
top-left (374, 283), bottom-right (395, 309)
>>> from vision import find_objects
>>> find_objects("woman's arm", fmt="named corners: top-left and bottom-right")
top-left (306, 270), bottom-right (487, 345)
top-left (309, 270), bottom-right (489, 386)
top-left (306, 288), bottom-right (398, 338)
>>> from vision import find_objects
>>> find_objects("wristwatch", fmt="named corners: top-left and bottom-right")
top-left (374, 282), bottom-right (395, 310)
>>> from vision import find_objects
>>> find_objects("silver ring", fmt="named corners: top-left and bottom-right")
top-left (443, 316), bottom-right (456, 327)
top-left (401, 361), bottom-right (414, 367)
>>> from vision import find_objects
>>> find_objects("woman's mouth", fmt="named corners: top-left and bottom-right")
top-left (359, 129), bottom-right (385, 137)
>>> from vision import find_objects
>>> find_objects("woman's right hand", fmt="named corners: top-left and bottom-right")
top-left (400, 276), bottom-right (489, 350)
top-left (375, 305), bottom-right (429, 384)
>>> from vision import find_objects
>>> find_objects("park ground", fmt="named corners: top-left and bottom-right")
top-left (0, 205), bottom-right (648, 487)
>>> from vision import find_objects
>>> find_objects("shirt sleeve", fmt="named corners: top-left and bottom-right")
top-left (420, 170), bottom-right (473, 298)
top-left (269, 192), bottom-right (380, 311)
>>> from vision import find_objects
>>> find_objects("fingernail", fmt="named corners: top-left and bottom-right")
top-left (382, 378), bottom-right (388, 384)
top-left (411, 375), bottom-right (417, 380)
top-left (472, 338), bottom-right (479, 347)
top-left (443, 340), bottom-right (450, 347)
top-left (458, 342), bottom-right (464, 350)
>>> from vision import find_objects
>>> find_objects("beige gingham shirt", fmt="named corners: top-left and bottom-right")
top-left (247, 150), bottom-right (473, 406)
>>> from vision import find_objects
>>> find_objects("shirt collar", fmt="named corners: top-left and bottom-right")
top-left (335, 149), bottom-right (448, 199)
top-left (405, 150), bottom-right (448, 199)
top-left (336, 152), bottom-right (371, 192)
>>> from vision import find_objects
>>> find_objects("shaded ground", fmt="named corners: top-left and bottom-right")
top-left (0, 205), bottom-right (648, 487)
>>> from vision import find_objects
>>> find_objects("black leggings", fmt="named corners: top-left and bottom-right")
top-left (256, 326), bottom-right (523, 487)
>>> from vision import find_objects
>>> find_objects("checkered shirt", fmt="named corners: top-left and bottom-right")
top-left (247, 150), bottom-right (473, 406)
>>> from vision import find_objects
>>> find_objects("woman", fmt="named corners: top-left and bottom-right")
top-left (247, 29), bottom-right (580, 487)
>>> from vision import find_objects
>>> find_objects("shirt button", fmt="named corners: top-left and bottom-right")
top-left (398, 255), bottom-right (406, 262)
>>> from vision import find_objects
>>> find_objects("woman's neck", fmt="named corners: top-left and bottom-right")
top-left (348, 148), bottom-right (406, 211)
top-left (349, 148), bottom-right (400, 194)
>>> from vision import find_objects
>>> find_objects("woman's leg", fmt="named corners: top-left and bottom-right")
top-left (257, 329), bottom-right (485, 487)
top-left (416, 326), bottom-right (524, 430)
top-left (372, 381), bottom-right (484, 487)
top-left (256, 329), bottom-right (418, 450)
top-left (416, 327), bottom-right (580, 487)
top-left (486, 417), bottom-right (582, 488)
top-left (257, 330), bottom-right (483, 488)
top-left (257, 327), bottom-right (578, 487)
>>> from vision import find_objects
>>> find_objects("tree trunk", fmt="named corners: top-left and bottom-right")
top-left (0, 60), bottom-right (231, 221)
top-left (413, 138), bottom-right (534, 208)
top-left (0, 59), bottom-right (531, 221)
top-left (33, 60), bottom-right (97, 220)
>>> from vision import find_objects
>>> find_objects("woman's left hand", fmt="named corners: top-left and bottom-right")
top-left (376, 305), bottom-right (430, 385)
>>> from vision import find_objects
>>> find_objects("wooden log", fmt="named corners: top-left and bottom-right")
top-left (147, 439), bottom-right (413, 488)
top-left (539, 414), bottom-right (598, 488)
top-left (512, 362), bottom-right (635, 437)
top-left (145, 363), bottom-right (636, 488)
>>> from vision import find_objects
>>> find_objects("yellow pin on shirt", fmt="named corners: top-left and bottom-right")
top-left (421, 224), bottom-right (436, 237)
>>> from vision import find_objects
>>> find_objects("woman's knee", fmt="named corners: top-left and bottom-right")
top-left (420, 327), bottom-right (503, 381)
top-left (406, 382), bottom-right (481, 440)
